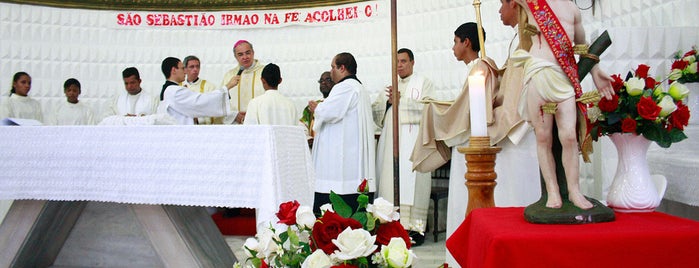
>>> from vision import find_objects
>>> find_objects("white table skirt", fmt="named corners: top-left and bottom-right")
top-left (0, 125), bottom-right (315, 228)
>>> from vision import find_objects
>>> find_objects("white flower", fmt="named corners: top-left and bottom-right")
top-left (669, 69), bottom-right (683, 80)
top-left (379, 237), bottom-right (416, 268)
top-left (319, 203), bottom-right (334, 215)
top-left (587, 106), bottom-right (602, 123)
top-left (688, 62), bottom-right (698, 74)
top-left (242, 237), bottom-right (259, 258)
top-left (683, 55), bottom-right (696, 64)
top-left (296, 205), bottom-right (316, 229)
top-left (624, 77), bottom-right (645, 96)
top-left (330, 227), bottom-right (378, 260)
top-left (658, 95), bottom-right (678, 117)
top-left (256, 227), bottom-right (279, 259)
top-left (366, 197), bottom-right (400, 223)
top-left (668, 81), bottom-right (690, 101)
top-left (301, 249), bottom-right (333, 268)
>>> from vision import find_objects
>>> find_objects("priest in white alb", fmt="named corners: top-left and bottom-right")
top-left (309, 52), bottom-right (376, 214)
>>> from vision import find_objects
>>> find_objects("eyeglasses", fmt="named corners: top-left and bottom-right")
top-left (318, 78), bottom-right (333, 84)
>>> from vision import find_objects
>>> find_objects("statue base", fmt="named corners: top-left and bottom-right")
top-left (524, 196), bottom-right (615, 224)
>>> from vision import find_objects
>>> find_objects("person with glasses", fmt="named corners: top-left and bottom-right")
top-left (220, 40), bottom-right (267, 124)
top-left (374, 48), bottom-right (435, 245)
top-left (301, 71), bottom-right (335, 140)
top-left (157, 57), bottom-right (238, 125)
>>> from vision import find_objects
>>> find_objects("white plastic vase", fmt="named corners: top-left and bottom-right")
top-left (606, 133), bottom-right (667, 212)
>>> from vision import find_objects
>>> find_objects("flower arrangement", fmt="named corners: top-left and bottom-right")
top-left (589, 64), bottom-right (690, 148)
top-left (669, 46), bottom-right (698, 84)
top-left (235, 179), bottom-right (416, 268)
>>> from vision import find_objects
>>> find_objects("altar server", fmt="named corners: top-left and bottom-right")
top-left (1, 72), bottom-right (43, 122)
top-left (243, 63), bottom-right (299, 126)
top-left (158, 57), bottom-right (236, 125)
top-left (105, 67), bottom-right (158, 117)
top-left (309, 52), bottom-right (376, 213)
top-left (50, 78), bottom-right (95, 125)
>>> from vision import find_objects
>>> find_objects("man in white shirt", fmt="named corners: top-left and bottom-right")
top-left (158, 57), bottom-right (236, 125)
top-left (50, 78), bottom-right (95, 125)
top-left (308, 52), bottom-right (376, 213)
top-left (375, 48), bottom-right (435, 239)
top-left (221, 40), bottom-right (266, 124)
top-left (182, 55), bottom-right (222, 125)
top-left (243, 63), bottom-right (298, 126)
top-left (105, 67), bottom-right (158, 118)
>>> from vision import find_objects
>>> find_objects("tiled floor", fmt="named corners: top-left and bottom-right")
top-left (225, 231), bottom-right (447, 267)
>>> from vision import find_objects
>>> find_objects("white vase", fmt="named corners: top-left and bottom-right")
top-left (606, 133), bottom-right (667, 212)
top-left (687, 82), bottom-right (699, 125)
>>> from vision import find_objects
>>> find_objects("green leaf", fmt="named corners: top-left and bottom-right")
top-left (356, 194), bottom-right (369, 211)
top-left (364, 213), bottom-right (377, 231)
top-left (352, 211), bottom-right (368, 228)
top-left (288, 228), bottom-right (300, 246)
top-left (330, 191), bottom-right (353, 218)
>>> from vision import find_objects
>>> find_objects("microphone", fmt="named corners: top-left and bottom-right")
top-left (237, 66), bottom-right (245, 76)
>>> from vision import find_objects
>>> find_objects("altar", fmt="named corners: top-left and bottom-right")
top-left (446, 207), bottom-right (699, 268)
top-left (0, 125), bottom-right (315, 267)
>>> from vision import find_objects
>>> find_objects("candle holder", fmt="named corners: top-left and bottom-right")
top-left (457, 136), bottom-right (501, 216)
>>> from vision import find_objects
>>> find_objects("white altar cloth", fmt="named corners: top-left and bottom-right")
top-left (0, 125), bottom-right (315, 228)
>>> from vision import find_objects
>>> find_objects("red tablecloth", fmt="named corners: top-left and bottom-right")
top-left (446, 207), bottom-right (699, 268)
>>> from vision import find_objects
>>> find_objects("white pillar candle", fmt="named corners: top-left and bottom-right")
top-left (468, 72), bottom-right (487, 137)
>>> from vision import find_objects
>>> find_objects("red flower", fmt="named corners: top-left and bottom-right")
top-left (260, 260), bottom-right (269, 268)
top-left (644, 77), bottom-right (657, 90)
top-left (637, 96), bottom-right (661, 120)
top-left (621, 118), bottom-right (637, 133)
top-left (669, 102), bottom-right (690, 130)
top-left (611, 74), bottom-right (624, 92)
top-left (635, 64), bottom-right (651, 78)
top-left (374, 221), bottom-right (411, 249)
top-left (357, 178), bottom-right (369, 193)
top-left (684, 50), bottom-right (697, 57)
top-left (276, 200), bottom-right (300, 225)
top-left (672, 60), bottom-right (689, 70)
top-left (332, 264), bottom-right (359, 268)
top-left (598, 94), bottom-right (619, 112)
top-left (311, 211), bottom-right (363, 254)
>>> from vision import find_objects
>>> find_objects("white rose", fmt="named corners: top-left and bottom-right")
top-left (683, 55), bottom-right (696, 64)
top-left (688, 62), bottom-right (698, 74)
top-left (624, 77), bottom-right (645, 96)
top-left (330, 227), bottom-right (378, 260)
top-left (366, 197), bottom-right (400, 223)
top-left (380, 237), bottom-right (416, 268)
top-left (296, 205), bottom-right (316, 229)
top-left (243, 237), bottom-right (259, 258)
top-left (658, 95), bottom-right (678, 117)
top-left (256, 227), bottom-right (279, 259)
top-left (301, 249), bottom-right (333, 268)
top-left (669, 69), bottom-right (683, 80)
top-left (668, 81), bottom-right (690, 101)
top-left (319, 203), bottom-right (334, 215)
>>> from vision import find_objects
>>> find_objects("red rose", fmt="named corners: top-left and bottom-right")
top-left (598, 94), bottom-right (619, 112)
top-left (669, 102), bottom-right (690, 130)
top-left (672, 60), bottom-right (689, 70)
top-left (374, 221), bottom-right (411, 249)
top-left (357, 178), bottom-right (369, 193)
top-left (260, 260), bottom-right (268, 268)
top-left (621, 118), bottom-right (637, 133)
top-left (276, 200), bottom-right (300, 225)
top-left (311, 211), bottom-right (363, 254)
top-left (684, 50), bottom-right (697, 57)
top-left (644, 77), bottom-right (657, 90)
top-left (635, 64), bottom-right (651, 78)
top-left (611, 74), bottom-right (624, 92)
top-left (332, 264), bottom-right (359, 268)
top-left (637, 96), bottom-right (661, 120)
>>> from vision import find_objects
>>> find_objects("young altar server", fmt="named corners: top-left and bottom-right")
top-left (243, 63), bottom-right (299, 126)
top-left (106, 67), bottom-right (158, 118)
top-left (50, 78), bottom-right (95, 125)
top-left (1, 72), bottom-right (43, 122)
top-left (158, 57), bottom-right (237, 125)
